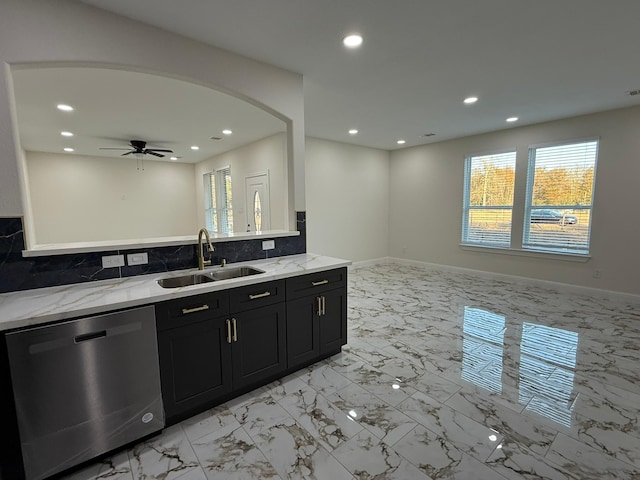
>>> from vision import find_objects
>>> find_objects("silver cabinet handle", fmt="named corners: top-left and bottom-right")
top-left (317, 296), bottom-right (322, 316)
top-left (232, 318), bottom-right (238, 342)
top-left (226, 319), bottom-right (232, 344)
top-left (322, 296), bottom-right (326, 316)
top-left (249, 291), bottom-right (271, 300)
top-left (312, 280), bottom-right (329, 286)
top-left (182, 304), bottom-right (209, 314)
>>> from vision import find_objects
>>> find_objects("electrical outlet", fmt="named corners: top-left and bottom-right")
top-left (127, 252), bottom-right (148, 266)
top-left (102, 255), bottom-right (124, 268)
top-left (593, 269), bottom-right (602, 279)
top-left (262, 240), bottom-right (275, 250)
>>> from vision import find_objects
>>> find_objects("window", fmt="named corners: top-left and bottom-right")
top-left (204, 167), bottom-right (233, 234)
top-left (523, 140), bottom-right (598, 254)
top-left (462, 151), bottom-right (516, 247)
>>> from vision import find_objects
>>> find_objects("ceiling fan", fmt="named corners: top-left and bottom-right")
top-left (99, 139), bottom-right (173, 157)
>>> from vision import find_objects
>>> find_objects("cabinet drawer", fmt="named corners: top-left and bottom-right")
top-left (156, 291), bottom-right (229, 330)
top-left (285, 268), bottom-right (347, 300)
top-left (229, 280), bottom-right (285, 312)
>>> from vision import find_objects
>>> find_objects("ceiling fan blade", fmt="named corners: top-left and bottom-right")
top-left (121, 151), bottom-right (135, 156)
top-left (148, 149), bottom-right (173, 153)
top-left (146, 151), bottom-right (164, 157)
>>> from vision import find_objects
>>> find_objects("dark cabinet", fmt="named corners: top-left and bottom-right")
top-left (286, 268), bottom-right (347, 369)
top-left (157, 280), bottom-right (287, 423)
top-left (229, 281), bottom-right (287, 391)
top-left (157, 270), bottom-right (346, 425)
top-left (156, 292), bottom-right (232, 422)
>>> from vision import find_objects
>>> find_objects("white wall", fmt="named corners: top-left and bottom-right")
top-left (389, 106), bottom-right (640, 295)
top-left (27, 152), bottom-right (197, 243)
top-left (306, 137), bottom-right (389, 262)
top-left (195, 134), bottom-right (287, 232)
top-left (0, 0), bottom-right (304, 226)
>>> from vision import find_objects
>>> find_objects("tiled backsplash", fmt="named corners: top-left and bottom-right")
top-left (0, 213), bottom-right (306, 294)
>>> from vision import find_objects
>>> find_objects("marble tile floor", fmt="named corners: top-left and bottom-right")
top-left (63, 263), bottom-right (640, 479)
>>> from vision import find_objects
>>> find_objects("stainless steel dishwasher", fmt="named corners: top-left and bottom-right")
top-left (5, 305), bottom-right (164, 480)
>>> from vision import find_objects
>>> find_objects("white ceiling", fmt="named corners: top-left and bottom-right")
top-left (20, 0), bottom-right (640, 157)
top-left (12, 67), bottom-right (285, 163)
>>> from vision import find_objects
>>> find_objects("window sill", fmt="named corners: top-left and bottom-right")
top-left (22, 230), bottom-right (300, 257)
top-left (459, 244), bottom-right (591, 262)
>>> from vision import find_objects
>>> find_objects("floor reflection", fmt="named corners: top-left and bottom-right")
top-left (462, 307), bottom-right (578, 427)
top-left (520, 323), bottom-right (578, 428)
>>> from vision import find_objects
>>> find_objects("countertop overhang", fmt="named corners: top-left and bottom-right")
top-left (0, 254), bottom-right (350, 332)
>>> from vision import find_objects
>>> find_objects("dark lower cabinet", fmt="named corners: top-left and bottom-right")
top-left (319, 287), bottom-right (348, 354)
top-left (156, 291), bottom-right (232, 422)
top-left (157, 315), bottom-right (232, 422)
top-left (286, 268), bottom-right (348, 369)
top-left (157, 271), bottom-right (346, 425)
top-left (231, 302), bottom-right (287, 390)
top-left (286, 295), bottom-right (320, 368)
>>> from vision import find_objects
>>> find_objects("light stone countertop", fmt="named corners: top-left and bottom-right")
top-left (0, 253), bottom-right (350, 332)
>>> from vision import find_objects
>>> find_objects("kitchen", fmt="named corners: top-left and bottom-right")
top-left (2, 0), bottom-right (640, 478)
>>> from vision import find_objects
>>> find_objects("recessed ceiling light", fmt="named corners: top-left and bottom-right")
top-left (343, 34), bottom-right (363, 48)
top-left (348, 129), bottom-right (358, 135)
top-left (222, 129), bottom-right (233, 135)
top-left (190, 145), bottom-right (200, 150)
top-left (397, 140), bottom-right (406, 145)
top-left (57, 104), bottom-right (74, 112)
top-left (63, 147), bottom-right (74, 152)
top-left (170, 156), bottom-right (178, 161)
top-left (60, 131), bottom-right (73, 137)
top-left (506, 117), bottom-right (519, 122)
top-left (463, 96), bottom-right (478, 104)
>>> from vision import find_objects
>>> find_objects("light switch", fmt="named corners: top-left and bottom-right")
top-left (127, 252), bottom-right (149, 266)
top-left (102, 255), bottom-right (125, 268)
top-left (262, 240), bottom-right (275, 250)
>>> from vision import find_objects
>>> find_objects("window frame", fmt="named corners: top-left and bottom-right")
top-left (522, 138), bottom-right (599, 255)
top-left (461, 149), bottom-right (517, 248)
top-left (203, 166), bottom-right (233, 234)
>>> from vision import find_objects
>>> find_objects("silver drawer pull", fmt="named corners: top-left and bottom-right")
top-left (312, 280), bottom-right (329, 286)
top-left (249, 291), bottom-right (271, 300)
top-left (232, 318), bottom-right (238, 342)
top-left (226, 319), bottom-right (232, 344)
top-left (181, 304), bottom-right (210, 314)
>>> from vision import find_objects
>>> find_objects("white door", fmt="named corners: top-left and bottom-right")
top-left (245, 172), bottom-right (270, 232)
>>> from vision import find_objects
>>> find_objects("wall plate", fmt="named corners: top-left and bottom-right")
top-left (102, 255), bottom-right (125, 268)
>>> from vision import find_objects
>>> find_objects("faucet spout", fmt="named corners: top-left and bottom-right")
top-left (197, 228), bottom-right (215, 270)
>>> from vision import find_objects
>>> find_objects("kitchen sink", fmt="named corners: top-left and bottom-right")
top-left (157, 266), bottom-right (265, 288)
top-left (157, 274), bottom-right (215, 288)
top-left (201, 266), bottom-right (265, 281)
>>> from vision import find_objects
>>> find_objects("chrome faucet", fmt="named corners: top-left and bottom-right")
top-left (197, 228), bottom-right (215, 270)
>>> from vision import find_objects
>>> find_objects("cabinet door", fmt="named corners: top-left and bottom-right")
top-left (320, 288), bottom-right (348, 354)
top-left (231, 303), bottom-right (286, 390)
top-left (158, 316), bottom-right (232, 422)
top-left (286, 295), bottom-right (320, 369)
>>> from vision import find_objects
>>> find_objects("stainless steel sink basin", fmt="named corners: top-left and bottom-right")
top-left (157, 266), bottom-right (264, 288)
top-left (157, 274), bottom-right (215, 289)
top-left (202, 266), bottom-right (265, 281)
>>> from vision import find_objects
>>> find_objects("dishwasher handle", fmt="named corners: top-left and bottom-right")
top-left (74, 330), bottom-right (107, 343)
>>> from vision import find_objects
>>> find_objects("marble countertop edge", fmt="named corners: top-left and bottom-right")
top-left (0, 253), bottom-right (350, 332)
